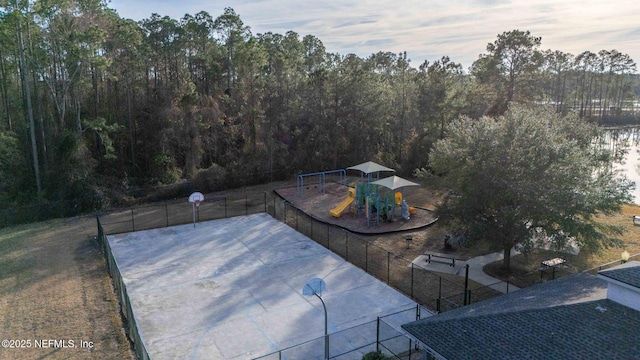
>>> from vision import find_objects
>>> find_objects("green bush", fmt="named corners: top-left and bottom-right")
top-left (153, 154), bottom-right (182, 185)
top-left (192, 164), bottom-right (227, 193)
top-left (362, 350), bottom-right (389, 360)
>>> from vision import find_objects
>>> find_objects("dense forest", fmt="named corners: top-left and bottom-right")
top-left (0, 1), bottom-right (638, 223)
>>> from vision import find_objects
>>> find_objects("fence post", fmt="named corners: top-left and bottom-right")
top-left (387, 251), bottom-right (391, 284)
top-left (311, 216), bottom-right (314, 239)
top-left (346, 232), bottom-right (349, 260)
top-left (365, 242), bottom-right (368, 272)
top-left (409, 338), bottom-right (412, 358)
top-left (96, 215), bottom-right (102, 248)
top-left (224, 197), bottom-right (227, 218)
top-left (410, 263), bottom-right (414, 299)
top-left (245, 193), bottom-right (248, 215)
top-left (264, 191), bottom-right (267, 214)
top-left (165, 203), bottom-right (169, 227)
top-left (327, 224), bottom-right (330, 249)
top-left (131, 208), bottom-right (135, 232)
top-left (464, 264), bottom-right (470, 306)
top-left (376, 316), bottom-right (380, 352)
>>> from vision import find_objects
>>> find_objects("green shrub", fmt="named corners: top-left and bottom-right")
top-left (192, 164), bottom-right (227, 193)
top-left (362, 350), bottom-right (389, 360)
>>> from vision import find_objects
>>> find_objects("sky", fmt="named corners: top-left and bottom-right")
top-left (107, 0), bottom-right (640, 70)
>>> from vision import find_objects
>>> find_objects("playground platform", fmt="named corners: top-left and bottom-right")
top-left (274, 182), bottom-right (438, 235)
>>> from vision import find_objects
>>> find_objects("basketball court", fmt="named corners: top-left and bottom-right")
top-left (106, 213), bottom-right (417, 359)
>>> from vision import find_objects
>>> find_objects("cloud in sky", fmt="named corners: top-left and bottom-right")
top-left (108, 0), bottom-right (640, 70)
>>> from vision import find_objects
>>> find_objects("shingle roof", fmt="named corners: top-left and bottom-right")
top-left (599, 261), bottom-right (640, 288)
top-left (403, 299), bottom-right (640, 360)
top-left (422, 271), bottom-right (607, 322)
top-left (402, 265), bottom-right (640, 360)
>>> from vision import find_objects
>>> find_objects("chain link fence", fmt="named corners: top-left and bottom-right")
top-left (95, 188), bottom-right (508, 359)
top-left (252, 306), bottom-right (429, 360)
top-left (96, 191), bottom-right (272, 359)
top-left (98, 191), bottom-right (271, 234)
top-left (271, 195), bottom-right (503, 313)
top-left (97, 217), bottom-right (150, 360)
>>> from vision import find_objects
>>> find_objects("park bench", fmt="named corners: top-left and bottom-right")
top-left (424, 251), bottom-right (461, 267)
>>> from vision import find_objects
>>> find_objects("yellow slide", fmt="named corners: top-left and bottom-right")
top-left (330, 197), bottom-right (355, 218)
top-left (330, 188), bottom-right (356, 218)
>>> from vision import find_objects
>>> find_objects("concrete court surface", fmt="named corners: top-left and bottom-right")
top-left (107, 213), bottom-right (417, 359)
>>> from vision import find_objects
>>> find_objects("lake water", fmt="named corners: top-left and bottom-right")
top-left (609, 127), bottom-right (640, 204)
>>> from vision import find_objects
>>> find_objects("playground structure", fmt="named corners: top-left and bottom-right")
top-left (297, 169), bottom-right (346, 195)
top-left (298, 161), bottom-right (419, 227)
top-left (329, 187), bottom-right (356, 217)
top-left (337, 182), bottom-right (417, 226)
top-left (371, 175), bottom-right (419, 221)
top-left (347, 161), bottom-right (395, 183)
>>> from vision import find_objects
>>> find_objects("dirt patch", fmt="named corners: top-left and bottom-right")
top-left (0, 217), bottom-right (134, 360)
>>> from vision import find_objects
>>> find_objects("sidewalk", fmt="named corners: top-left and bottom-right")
top-left (413, 248), bottom-right (520, 294)
top-left (464, 249), bottom-right (520, 293)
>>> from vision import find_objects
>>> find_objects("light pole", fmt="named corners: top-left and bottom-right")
top-left (621, 250), bottom-right (630, 264)
top-left (303, 278), bottom-right (329, 360)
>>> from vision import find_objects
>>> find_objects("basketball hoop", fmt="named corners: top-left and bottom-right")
top-left (188, 192), bottom-right (205, 227)
top-left (189, 192), bottom-right (205, 204)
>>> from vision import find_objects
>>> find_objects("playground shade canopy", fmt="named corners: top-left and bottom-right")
top-left (371, 176), bottom-right (420, 191)
top-left (347, 161), bottom-right (395, 175)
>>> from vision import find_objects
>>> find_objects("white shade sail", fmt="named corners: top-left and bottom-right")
top-left (371, 176), bottom-right (420, 191)
top-left (346, 161), bottom-right (395, 175)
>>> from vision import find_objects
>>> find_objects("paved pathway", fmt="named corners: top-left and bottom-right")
top-left (413, 248), bottom-right (521, 294)
top-left (464, 249), bottom-right (520, 293)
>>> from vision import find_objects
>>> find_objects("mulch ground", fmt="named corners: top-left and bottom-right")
top-left (275, 182), bottom-right (438, 235)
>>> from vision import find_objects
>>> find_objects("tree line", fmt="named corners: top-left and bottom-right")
top-left (0, 1), bottom-right (638, 220)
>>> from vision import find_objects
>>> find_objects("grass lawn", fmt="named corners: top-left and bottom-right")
top-left (0, 217), bottom-right (134, 360)
top-left (3, 179), bottom-right (636, 359)
top-left (485, 204), bottom-right (640, 288)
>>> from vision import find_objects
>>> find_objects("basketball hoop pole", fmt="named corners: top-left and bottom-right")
top-left (192, 202), bottom-right (196, 227)
top-left (302, 278), bottom-right (329, 360)
top-left (192, 201), bottom-right (202, 227)
top-left (189, 192), bottom-right (204, 227)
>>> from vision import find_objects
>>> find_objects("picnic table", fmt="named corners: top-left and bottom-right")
top-left (540, 257), bottom-right (566, 280)
top-left (424, 251), bottom-right (462, 267)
